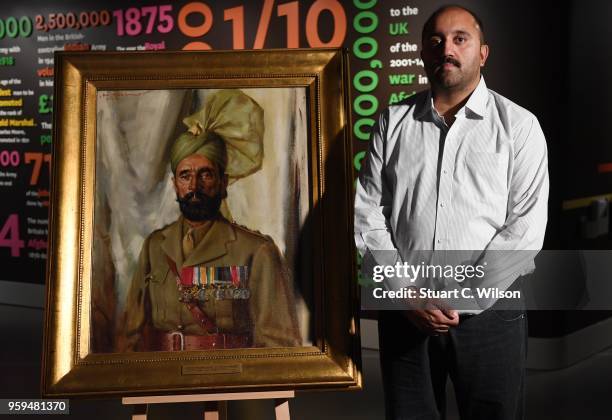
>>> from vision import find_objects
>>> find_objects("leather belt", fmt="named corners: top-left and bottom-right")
top-left (155, 331), bottom-right (252, 351)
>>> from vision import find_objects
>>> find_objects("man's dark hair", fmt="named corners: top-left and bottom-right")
top-left (422, 5), bottom-right (486, 44)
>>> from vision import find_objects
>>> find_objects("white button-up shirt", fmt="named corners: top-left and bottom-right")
top-left (355, 77), bottom-right (548, 299)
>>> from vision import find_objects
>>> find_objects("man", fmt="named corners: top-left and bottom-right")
top-left (118, 90), bottom-right (301, 352)
top-left (354, 5), bottom-right (548, 420)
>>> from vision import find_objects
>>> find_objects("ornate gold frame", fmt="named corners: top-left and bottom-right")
top-left (42, 49), bottom-right (360, 397)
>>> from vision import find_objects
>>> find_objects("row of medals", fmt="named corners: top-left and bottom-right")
top-left (179, 284), bottom-right (251, 303)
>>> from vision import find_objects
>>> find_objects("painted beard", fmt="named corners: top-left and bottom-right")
top-left (176, 190), bottom-right (222, 221)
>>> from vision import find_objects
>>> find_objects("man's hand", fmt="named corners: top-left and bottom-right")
top-left (404, 297), bottom-right (459, 335)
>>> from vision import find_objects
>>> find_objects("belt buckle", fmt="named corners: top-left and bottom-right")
top-left (170, 331), bottom-right (185, 351)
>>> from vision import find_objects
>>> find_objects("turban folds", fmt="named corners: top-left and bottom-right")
top-left (170, 89), bottom-right (265, 180)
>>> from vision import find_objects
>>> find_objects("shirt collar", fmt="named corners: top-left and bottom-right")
top-left (415, 76), bottom-right (488, 120)
top-left (463, 76), bottom-right (488, 118)
top-left (414, 89), bottom-right (433, 119)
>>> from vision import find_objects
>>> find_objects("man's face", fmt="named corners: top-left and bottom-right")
top-left (173, 154), bottom-right (227, 221)
top-left (421, 8), bottom-right (488, 92)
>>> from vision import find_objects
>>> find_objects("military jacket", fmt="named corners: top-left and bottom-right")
top-left (118, 216), bottom-right (301, 351)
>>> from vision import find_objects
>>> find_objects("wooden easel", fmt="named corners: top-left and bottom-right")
top-left (122, 390), bottom-right (294, 420)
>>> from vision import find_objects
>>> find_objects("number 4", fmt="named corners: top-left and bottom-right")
top-left (0, 214), bottom-right (24, 257)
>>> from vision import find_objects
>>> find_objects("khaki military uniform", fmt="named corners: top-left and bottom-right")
top-left (118, 216), bottom-right (301, 351)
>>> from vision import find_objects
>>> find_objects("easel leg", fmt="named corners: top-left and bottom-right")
top-left (204, 401), bottom-right (227, 420)
top-left (274, 398), bottom-right (291, 420)
top-left (131, 404), bottom-right (148, 420)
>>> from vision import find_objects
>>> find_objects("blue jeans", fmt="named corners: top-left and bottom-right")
top-left (379, 302), bottom-right (527, 420)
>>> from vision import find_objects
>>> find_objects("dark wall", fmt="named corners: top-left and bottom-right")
top-left (567, 0), bottom-right (612, 199)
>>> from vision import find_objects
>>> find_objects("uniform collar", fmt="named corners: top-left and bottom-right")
top-left (161, 216), bottom-right (236, 268)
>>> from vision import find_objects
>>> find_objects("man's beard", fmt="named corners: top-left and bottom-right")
top-left (426, 56), bottom-right (478, 91)
top-left (426, 57), bottom-right (465, 90)
top-left (176, 190), bottom-right (222, 221)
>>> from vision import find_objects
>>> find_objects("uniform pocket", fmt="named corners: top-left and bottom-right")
top-left (147, 267), bottom-right (170, 324)
top-left (146, 267), bottom-right (170, 284)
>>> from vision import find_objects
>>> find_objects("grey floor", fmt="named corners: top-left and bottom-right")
top-left (2, 304), bottom-right (611, 419)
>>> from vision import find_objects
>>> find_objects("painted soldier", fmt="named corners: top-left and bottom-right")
top-left (118, 90), bottom-right (302, 352)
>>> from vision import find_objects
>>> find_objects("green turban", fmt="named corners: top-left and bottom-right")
top-left (170, 89), bottom-right (265, 180)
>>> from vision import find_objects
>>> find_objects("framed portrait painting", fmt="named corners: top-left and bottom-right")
top-left (42, 49), bottom-right (360, 396)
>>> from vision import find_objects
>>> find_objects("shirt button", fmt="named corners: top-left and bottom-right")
top-left (439, 202), bottom-right (445, 208)
top-left (443, 169), bottom-right (448, 174)
top-left (437, 239), bottom-right (442, 244)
